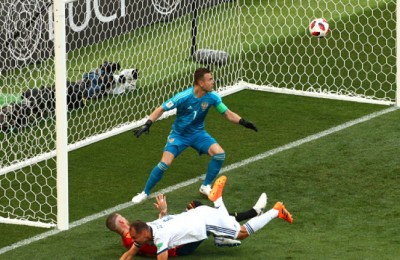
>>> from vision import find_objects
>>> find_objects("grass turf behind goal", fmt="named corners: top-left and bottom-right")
top-left (0, 0), bottom-right (398, 257)
top-left (1, 91), bottom-right (399, 259)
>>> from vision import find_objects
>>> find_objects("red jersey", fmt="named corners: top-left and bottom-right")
top-left (122, 232), bottom-right (178, 257)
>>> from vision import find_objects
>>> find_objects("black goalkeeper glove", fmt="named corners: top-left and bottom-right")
top-left (133, 119), bottom-right (153, 137)
top-left (239, 118), bottom-right (258, 132)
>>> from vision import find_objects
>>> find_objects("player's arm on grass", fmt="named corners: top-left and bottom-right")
top-left (154, 193), bottom-right (168, 218)
top-left (133, 106), bottom-right (165, 137)
top-left (157, 250), bottom-right (168, 260)
top-left (222, 108), bottom-right (258, 132)
top-left (120, 243), bottom-right (140, 260)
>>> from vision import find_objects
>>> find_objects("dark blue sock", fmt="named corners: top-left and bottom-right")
top-left (203, 153), bottom-right (225, 185)
top-left (144, 162), bottom-right (169, 195)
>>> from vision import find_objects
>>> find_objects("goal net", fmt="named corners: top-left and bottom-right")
top-left (0, 0), bottom-right (397, 228)
top-left (0, 0), bottom-right (242, 228)
top-left (240, 0), bottom-right (396, 105)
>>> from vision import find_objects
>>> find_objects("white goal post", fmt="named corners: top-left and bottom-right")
top-left (0, 0), bottom-right (398, 229)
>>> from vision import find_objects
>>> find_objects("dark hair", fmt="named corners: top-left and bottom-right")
top-left (130, 220), bottom-right (149, 234)
top-left (186, 200), bottom-right (203, 210)
top-left (193, 67), bottom-right (212, 85)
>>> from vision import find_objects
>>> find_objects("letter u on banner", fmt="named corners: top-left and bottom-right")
top-left (68, 0), bottom-right (91, 32)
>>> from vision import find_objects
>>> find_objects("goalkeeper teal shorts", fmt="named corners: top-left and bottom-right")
top-left (164, 130), bottom-right (217, 158)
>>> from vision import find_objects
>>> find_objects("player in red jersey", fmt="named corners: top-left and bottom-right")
top-left (106, 192), bottom-right (267, 256)
top-left (107, 212), bottom-right (179, 257)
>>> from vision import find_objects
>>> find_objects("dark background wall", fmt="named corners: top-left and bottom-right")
top-left (0, 0), bottom-right (228, 71)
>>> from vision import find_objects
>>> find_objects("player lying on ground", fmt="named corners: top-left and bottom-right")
top-left (131, 67), bottom-right (257, 203)
top-left (120, 176), bottom-right (293, 260)
top-left (106, 193), bottom-right (267, 256)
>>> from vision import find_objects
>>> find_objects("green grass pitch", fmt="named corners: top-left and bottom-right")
top-left (1, 91), bottom-right (399, 259)
top-left (1, 0), bottom-right (399, 259)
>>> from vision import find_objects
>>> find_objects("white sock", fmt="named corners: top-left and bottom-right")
top-left (244, 208), bottom-right (278, 235)
top-left (214, 197), bottom-right (229, 216)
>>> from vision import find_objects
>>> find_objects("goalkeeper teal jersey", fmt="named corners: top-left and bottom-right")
top-left (162, 86), bottom-right (227, 135)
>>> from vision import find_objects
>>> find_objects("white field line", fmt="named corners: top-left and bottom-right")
top-left (0, 106), bottom-right (397, 255)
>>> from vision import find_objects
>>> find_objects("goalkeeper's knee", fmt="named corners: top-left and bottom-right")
top-left (212, 153), bottom-right (226, 163)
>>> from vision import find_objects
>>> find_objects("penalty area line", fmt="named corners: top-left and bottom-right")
top-left (0, 106), bottom-right (397, 255)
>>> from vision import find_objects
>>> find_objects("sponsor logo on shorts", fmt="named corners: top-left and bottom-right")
top-left (168, 138), bottom-right (175, 143)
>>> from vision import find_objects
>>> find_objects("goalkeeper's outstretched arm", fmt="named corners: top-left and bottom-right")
top-left (133, 106), bottom-right (165, 137)
top-left (148, 106), bottom-right (165, 123)
top-left (223, 109), bottom-right (258, 132)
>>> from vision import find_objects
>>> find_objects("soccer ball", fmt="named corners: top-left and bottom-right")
top-left (110, 69), bottom-right (139, 94)
top-left (309, 18), bottom-right (329, 38)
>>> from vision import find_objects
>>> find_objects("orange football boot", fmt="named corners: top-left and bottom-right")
top-left (273, 201), bottom-right (293, 223)
top-left (208, 175), bottom-right (227, 202)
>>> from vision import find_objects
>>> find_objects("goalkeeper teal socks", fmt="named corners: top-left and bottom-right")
top-left (204, 153), bottom-right (225, 185)
top-left (144, 161), bottom-right (169, 194)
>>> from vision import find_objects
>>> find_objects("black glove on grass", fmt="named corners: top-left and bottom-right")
top-left (239, 118), bottom-right (258, 132)
top-left (133, 119), bottom-right (153, 137)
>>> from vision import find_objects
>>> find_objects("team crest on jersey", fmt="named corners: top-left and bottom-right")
top-left (166, 101), bottom-right (174, 108)
top-left (201, 102), bottom-right (209, 110)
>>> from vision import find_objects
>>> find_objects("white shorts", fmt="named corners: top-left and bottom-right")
top-left (194, 206), bottom-right (241, 239)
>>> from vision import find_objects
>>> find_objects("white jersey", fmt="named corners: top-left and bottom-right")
top-left (148, 205), bottom-right (240, 254)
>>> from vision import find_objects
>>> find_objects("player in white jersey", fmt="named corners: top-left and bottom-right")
top-left (120, 176), bottom-right (293, 260)
top-left (106, 193), bottom-right (267, 254)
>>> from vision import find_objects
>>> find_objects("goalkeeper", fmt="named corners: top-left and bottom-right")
top-left (132, 67), bottom-right (257, 203)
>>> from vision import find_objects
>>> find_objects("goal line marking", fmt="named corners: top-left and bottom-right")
top-left (0, 106), bottom-right (397, 255)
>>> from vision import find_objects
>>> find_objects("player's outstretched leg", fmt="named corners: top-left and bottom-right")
top-left (208, 175), bottom-right (227, 202)
top-left (208, 176), bottom-right (229, 216)
top-left (273, 201), bottom-right (293, 223)
top-left (253, 192), bottom-right (267, 216)
top-left (227, 193), bottom-right (267, 222)
top-left (242, 202), bottom-right (293, 238)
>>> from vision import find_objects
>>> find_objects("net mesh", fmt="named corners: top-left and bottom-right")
top-left (0, 0), bottom-right (396, 226)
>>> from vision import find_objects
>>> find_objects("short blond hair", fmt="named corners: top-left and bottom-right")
top-left (105, 213), bottom-right (120, 231)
